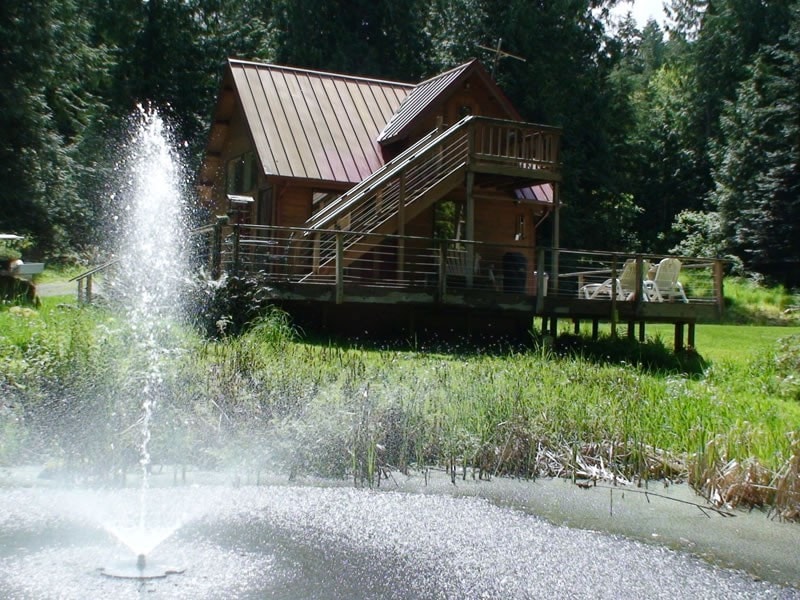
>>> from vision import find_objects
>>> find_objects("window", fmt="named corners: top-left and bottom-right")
top-left (311, 190), bottom-right (341, 215)
top-left (226, 151), bottom-right (258, 195)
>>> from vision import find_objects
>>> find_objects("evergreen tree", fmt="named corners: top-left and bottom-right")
top-left (424, 0), bottom-right (488, 72)
top-left (0, 0), bottom-right (109, 256)
top-left (269, 0), bottom-right (431, 80)
top-left (710, 4), bottom-right (800, 283)
top-left (431, 0), bottom-right (638, 250)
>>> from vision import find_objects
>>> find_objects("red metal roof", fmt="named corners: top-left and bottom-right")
top-left (228, 60), bottom-right (413, 185)
top-left (377, 62), bottom-right (472, 144)
top-left (377, 59), bottom-right (521, 144)
top-left (515, 183), bottom-right (554, 204)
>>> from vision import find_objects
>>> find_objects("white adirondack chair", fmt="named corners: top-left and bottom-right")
top-left (644, 258), bottom-right (688, 302)
top-left (581, 259), bottom-right (650, 301)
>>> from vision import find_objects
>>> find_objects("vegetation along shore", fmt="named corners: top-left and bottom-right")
top-left (1, 275), bottom-right (798, 521)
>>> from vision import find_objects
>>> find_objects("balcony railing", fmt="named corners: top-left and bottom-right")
top-left (211, 224), bottom-right (725, 320)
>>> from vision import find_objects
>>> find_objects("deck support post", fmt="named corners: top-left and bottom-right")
top-left (713, 259), bottom-right (725, 318)
top-left (312, 233), bottom-right (321, 273)
top-left (592, 320), bottom-right (599, 340)
top-left (465, 170), bottom-right (475, 288)
top-left (638, 321), bottom-right (645, 343)
top-left (536, 247), bottom-right (546, 313)
top-left (573, 319), bottom-right (580, 334)
top-left (232, 224), bottom-right (241, 275)
top-left (627, 322), bottom-right (635, 340)
top-left (437, 241), bottom-right (447, 300)
top-left (551, 184), bottom-right (560, 295)
top-left (634, 255), bottom-right (645, 309)
top-left (674, 322), bottom-right (685, 352)
top-left (211, 216), bottom-right (225, 279)
top-left (77, 275), bottom-right (93, 304)
top-left (335, 232), bottom-right (344, 304)
top-left (609, 256), bottom-right (618, 338)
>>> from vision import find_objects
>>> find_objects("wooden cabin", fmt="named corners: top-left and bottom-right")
top-left (194, 59), bottom-right (724, 346)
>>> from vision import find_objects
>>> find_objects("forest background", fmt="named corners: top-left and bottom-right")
top-left (1, 0), bottom-right (799, 287)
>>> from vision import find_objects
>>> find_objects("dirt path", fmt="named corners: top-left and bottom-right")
top-left (36, 281), bottom-right (77, 298)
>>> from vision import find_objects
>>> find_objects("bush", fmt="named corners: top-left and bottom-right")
top-left (775, 335), bottom-right (800, 401)
top-left (0, 243), bottom-right (22, 263)
top-left (190, 270), bottom-right (289, 339)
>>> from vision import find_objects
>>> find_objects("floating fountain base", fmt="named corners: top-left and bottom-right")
top-left (100, 554), bottom-right (185, 580)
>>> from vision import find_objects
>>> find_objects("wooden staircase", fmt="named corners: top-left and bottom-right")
top-left (302, 116), bottom-right (560, 277)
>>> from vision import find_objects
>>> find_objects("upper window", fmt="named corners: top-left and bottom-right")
top-left (226, 152), bottom-right (258, 195)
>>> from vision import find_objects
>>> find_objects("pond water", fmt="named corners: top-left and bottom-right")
top-left (0, 467), bottom-right (796, 599)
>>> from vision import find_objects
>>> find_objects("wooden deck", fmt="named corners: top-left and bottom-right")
top-left (204, 223), bottom-right (724, 349)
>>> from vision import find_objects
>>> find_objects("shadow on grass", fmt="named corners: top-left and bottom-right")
top-left (297, 329), bottom-right (533, 358)
top-left (548, 332), bottom-right (708, 376)
top-left (295, 326), bottom-right (707, 376)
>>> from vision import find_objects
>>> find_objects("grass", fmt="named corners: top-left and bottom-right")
top-left (1, 276), bottom-right (799, 518)
top-left (643, 323), bottom-right (800, 363)
top-left (722, 277), bottom-right (799, 324)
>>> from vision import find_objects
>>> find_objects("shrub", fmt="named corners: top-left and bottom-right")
top-left (190, 270), bottom-right (284, 338)
top-left (0, 243), bottom-right (22, 263)
top-left (775, 335), bottom-right (800, 401)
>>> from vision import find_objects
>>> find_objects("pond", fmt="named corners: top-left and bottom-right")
top-left (0, 467), bottom-right (796, 599)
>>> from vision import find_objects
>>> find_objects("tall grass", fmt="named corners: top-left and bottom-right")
top-left (1, 296), bottom-right (798, 516)
top-left (193, 325), bottom-right (799, 487)
top-left (723, 277), bottom-right (799, 324)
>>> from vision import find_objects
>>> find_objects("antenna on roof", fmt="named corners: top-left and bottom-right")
top-left (476, 38), bottom-right (527, 77)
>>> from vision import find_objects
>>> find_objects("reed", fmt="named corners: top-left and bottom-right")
top-left (1, 298), bottom-right (798, 518)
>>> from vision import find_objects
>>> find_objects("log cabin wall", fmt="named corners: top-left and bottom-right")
top-left (443, 74), bottom-right (512, 124)
top-left (206, 105), bottom-right (257, 220)
top-left (474, 199), bottom-right (538, 294)
top-left (277, 184), bottom-right (312, 227)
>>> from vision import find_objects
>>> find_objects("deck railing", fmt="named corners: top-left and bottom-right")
top-left (70, 223), bottom-right (219, 302)
top-left (471, 118), bottom-right (560, 171)
top-left (546, 249), bottom-right (723, 306)
top-left (69, 258), bottom-right (120, 303)
top-left (217, 225), bottom-right (725, 318)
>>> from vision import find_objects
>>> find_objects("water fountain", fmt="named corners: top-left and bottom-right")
top-left (0, 110), bottom-right (798, 598)
top-left (97, 107), bottom-right (190, 579)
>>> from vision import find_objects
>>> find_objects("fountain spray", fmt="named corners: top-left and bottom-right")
top-left (100, 107), bottom-right (189, 579)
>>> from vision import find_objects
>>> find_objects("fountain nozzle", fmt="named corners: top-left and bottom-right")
top-left (101, 553), bottom-right (184, 580)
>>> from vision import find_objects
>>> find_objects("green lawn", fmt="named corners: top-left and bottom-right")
top-left (648, 323), bottom-right (800, 364)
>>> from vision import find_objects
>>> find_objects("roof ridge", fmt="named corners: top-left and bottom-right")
top-left (415, 59), bottom-right (478, 86)
top-left (227, 58), bottom-right (415, 88)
